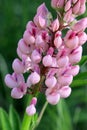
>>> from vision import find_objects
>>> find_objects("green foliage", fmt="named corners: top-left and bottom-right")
top-left (36, 100), bottom-right (72, 130)
top-left (0, 106), bottom-right (21, 130)
top-left (0, 108), bottom-right (12, 130)
top-left (9, 105), bottom-right (21, 130)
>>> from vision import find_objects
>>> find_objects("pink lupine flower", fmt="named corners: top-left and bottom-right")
top-left (78, 3), bottom-right (86, 15)
top-left (78, 32), bottom-right (87, 45)
top-left (58, 74), bottom-right (73, 86)
top-left (51, 18), bottom-right (59, 32)
top-left (5, 74), bottom-right (18, 88)
top-left (72, 18), bottom-right (87, 32)
top-left (64, 30), bottom-right (79, 49)
top-left (27, 72), bottom-right (40, 86)
top-left (11, 82), bottom-right (27, 99)
top-left (18, 39), bottom-right (32, 54)
top-left (51, 0), bottom-right (65, 8)
top-left (5, 73), bottom-right (27, 99)
top-left (12, 58), bottom-right (25, 73)
top-left (72, 0), bottom-right (78, 4)
top-left (46, 92), bottom-right (60, 105)
top-left (34, 3), bottom-right (49, 28)
top-left (51, 0), bottom-right (58, 8)
top-left (64, 8), bottom-right (73, 23)
top-left (69, 46), bottom-right (82, 64)
top-left (64, 0), bottom-right (71, 12)
top-left (23, 30), bottom-right (35, 45)
top-left (54, 35), bottom-right (62, 49)
top-left (26, 97), bottom-right (37, 116)
top-left (58, 86), bottom-right (71, 98)
top-left (42, 55), bottom-right (53, 67)
top-left (72, 0), bottom-right (81, 14)
top-left (31, 50), bottom-right (42, 63)
top-left (26, 104), bottom-right (36, 116)
top-left (57, 56), bottom-right (69, 67)
top-left (45, 76), bottom-right (57, 88)
top-left (5, 73), bottom-right (24, 88)
top-left (66, 65), bottom-right (80, 76)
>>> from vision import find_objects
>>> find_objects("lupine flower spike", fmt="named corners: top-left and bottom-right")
top-left (5, 1), bottom-right (87, 115)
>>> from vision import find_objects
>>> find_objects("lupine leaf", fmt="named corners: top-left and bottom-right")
top-left (9, 105), bottom-right (21, 130)
top-left (0, 108), bottom-right (12, 130)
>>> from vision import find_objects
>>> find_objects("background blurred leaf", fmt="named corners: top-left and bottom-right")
top-left (36, 99), bottom-right (72, 130)
top-left (0, 108), bottom-right (12, 130)
top-left (9, 105), bottom-right (21, 130)
top-left (78, 56), bottom-right (87, 66)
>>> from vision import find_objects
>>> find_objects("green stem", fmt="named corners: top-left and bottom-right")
top-left (21, 95), bottom-right (33, 130)
top-left (21, 113), bottom-right (32, 130)
top-left (32, 101), bottom-right (48, 130)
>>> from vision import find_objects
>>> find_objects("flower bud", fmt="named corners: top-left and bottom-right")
top-left (34, 3), bottom-right (48, 28)
top-left (11, 87), bottom-right (23, 99)
top-left (72, 0), bottom-right (80, 14)
top-left (26, 97), bottom-right (37, 116)
top-left (27, 72), bottom-right (40, 85)
top-left (78, 32), bottom-right (87, 45)
top-left (51, 18), bottom-right (59, 32)
top-left (67, 65), bottom-right (80, 76)
top-left (69, 46), bottom-right (82, 64)
top-left (26, 104), bottom-right (36, 116)
top-left (18, 39), bottom-right (30, 54)
top-left (51, 0), bottom-right (65, 8)
top-left (58, 74), bottom-right (73, 86)
top-left (12, 59), bottom-right (24, 73)
top-left (17, 47), bottom-right (23, 59)
top-left (65, 0), bottom-right (71, 12)
top-left (64, 8), bottom-right (72, 23)
top-left (30, 97), bottom-right (37, 106)
top-left (45, 76), bottom-right (57, 88)
top-left (58, 86), bottom-right (71, 98)
top-left (5, 74), bottom-right (18, 88)
top-left (46, 93), bottom-right (60, 105)
top-left (34, 15), bottom-right (46, 28)
top-left (72, 18), bottom-right (87, 32)
top-left (54, 36), bottom-right (62, 49)
top-left (78, 4), bottom-right (86, 15)
top-left (31, 50), bottom-right (41, 63)
top-left (35, 35), bottom-right (44, 47)
top-left (42, 55), bottom-right (53, 67)
top-left (64, 30), bottom-right (79, 49)
top-left (23, 30), bottom-right (35, 45)
top-left (57, 56), bottom-right (69, 67)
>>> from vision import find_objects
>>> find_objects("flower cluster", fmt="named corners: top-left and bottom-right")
top-left (51, 0), bottom-right (86, 23)
top-left (5, 1), bottom-right (87, 115)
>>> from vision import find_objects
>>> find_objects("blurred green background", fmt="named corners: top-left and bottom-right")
top-left (0, 0), bottom-right (87, 130)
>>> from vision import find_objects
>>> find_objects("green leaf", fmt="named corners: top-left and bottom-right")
top-left (56, 99), bottom-right (73, 130)
top-left (9, 105), bottom-right (21, 130)
top-left (0, 108), bottom-right (12, 130)
top-left (78, 56), bottom-right (87, 66)
top-left (74, 72), bottom-right (87, 80)
top-left (71, 79), bottom-right (87, 87)
top-left (36, 99), bottom-right (73, 130)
